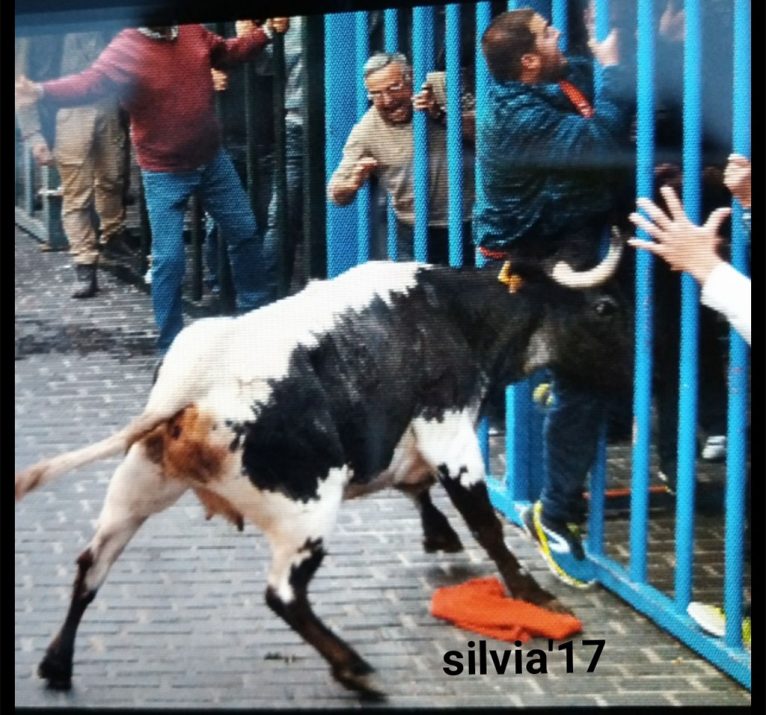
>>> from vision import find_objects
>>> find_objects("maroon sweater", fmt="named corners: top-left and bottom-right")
top-left (41, 25), bottom-right (269, 171)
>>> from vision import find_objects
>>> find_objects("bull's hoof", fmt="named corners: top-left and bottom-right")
top-left (38, 651), bottom-right (73, 691)
top-left (332, 660), bottom-right (386, 700)
top-left (423, 531), bottom-right (464, 554)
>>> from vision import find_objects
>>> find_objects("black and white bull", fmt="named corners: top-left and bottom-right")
top-left (15, 233), bottom-right (632, 698)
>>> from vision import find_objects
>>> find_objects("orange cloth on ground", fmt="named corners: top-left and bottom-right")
top-left (431, 576), bottom-right (583, 642)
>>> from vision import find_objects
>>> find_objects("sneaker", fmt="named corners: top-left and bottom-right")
top-left (687, 602), bottom-right (751, 648)
top-left (518, 501), bottom-right (596, 589)
top-left (701, 435), bottom-right (726, 462)
top-left (532, 382), bottom-right (554, 408)
top-left (658, 469), bottom-right (676, 495)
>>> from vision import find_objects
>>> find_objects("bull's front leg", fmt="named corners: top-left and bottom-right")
top-left (412, 413), bottom-right (570, 614)
top-left (260, 467), bottom-right (385, 699)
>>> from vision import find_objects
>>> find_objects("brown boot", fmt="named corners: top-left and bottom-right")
top-left (72, 264), bottom-right (98, 299)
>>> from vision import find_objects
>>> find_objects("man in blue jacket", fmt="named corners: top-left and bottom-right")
top-left (474, 8), bottom-right (632, 588)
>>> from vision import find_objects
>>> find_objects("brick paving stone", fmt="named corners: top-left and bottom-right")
top-left (15, 227), bottom-right (751, 707)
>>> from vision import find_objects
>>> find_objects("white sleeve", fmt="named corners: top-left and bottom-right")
top-left (700, 262), bottom-right (751, 346)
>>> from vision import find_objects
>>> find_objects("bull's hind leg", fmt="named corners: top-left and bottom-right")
top-left (38, 444), bottom-right (187, 690)
top-left (412, 413), bottom-right (569, 613)
top-left (396, 484), bottom-right (464, 553)
top-left (260, 467), bottom-right (383, 699)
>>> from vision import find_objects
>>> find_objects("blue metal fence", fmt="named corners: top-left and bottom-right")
top-left (323, 0), bottom-right (750, 689)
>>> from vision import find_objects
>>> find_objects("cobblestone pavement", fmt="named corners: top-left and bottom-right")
top-left (15, 228), bottom-right (751, 708)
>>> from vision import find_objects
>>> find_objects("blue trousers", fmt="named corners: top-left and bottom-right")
top-left (539, 374), bottom-right (607, 526)
top-left (141, 149), bottom-right (274, 353)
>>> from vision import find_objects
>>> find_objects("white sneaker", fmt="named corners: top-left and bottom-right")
top-left (144, 268), bottom-right (152, 285)
top-left (687, 601), bottom-right (751, 648)
top-left (701, 435), bottom-right (726, 461)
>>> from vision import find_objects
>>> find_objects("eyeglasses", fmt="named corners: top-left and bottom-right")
top-left (366, 82), bottom-right (407, 102)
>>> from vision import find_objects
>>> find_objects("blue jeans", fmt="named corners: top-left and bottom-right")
top-left (540, 374), bottom-right (607, 525)
top-left (262, 121), bottom-right (304, 297)
top-left (142, 149), bottom-right (274, 353)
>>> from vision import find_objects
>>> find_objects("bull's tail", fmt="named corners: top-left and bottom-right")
top-left (15, 410), bottom-right (174, 501)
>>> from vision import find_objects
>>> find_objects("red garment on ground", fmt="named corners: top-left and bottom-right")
top-left (41, 25), bottom-right (269, 172)
top-left (431, 576), bottom-right (583, 642)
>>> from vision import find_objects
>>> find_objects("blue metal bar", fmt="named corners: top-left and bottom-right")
top-left (629, 0), bottom-right (656, 585)
top-left (355, 11), bottom-right (371, 264)
top-left (324, 12), bottom-right (360, 278)
top-left (551, 0), bottom-right (568, 51)
top-left (593, 0), bottom-right (610, 94)
top-left (412, 6), bottom-right (433, 263)
top-left (723, 0), bottom-right (751, 651)
top-left (445, 3), bottom-right (463, 267)
top-left (475, 2), bottom-right (492, 470)
top-left (589, 554), bottom-right (751, 688)
top-left (586, 0), bottom-right (610, 561)
top-left (674, 0), bottom-right (703, 612)
top-left (384, 8), bottom-right (399, 261)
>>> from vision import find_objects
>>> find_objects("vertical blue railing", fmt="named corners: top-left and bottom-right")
top-left (411, 5), bottom-right (434, 262)
top-left (586, 0), bottom-right (612, 559)
top-left (474, 1), bottom-right (493, 464)
top-left (724, 0), bottom-right (750, 653)
top-left (674, 0), bottom-right (702, 613)
top-left (384, 9), bottom-right (400, 260)
top-left (445, 3), bottom-right (464, 268)
top-left (354, 12), bottom-right (371, 265)
top-left (628, 0), bottom-right (656, 587)
top-left (324, 12), bottom-right (359, 278)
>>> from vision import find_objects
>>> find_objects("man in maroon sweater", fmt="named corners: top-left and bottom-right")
top-left (16, 20), bottom-right (287, 353)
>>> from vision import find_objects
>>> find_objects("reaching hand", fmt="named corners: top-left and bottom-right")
top-left (628, 185), bottom-right (731, 285)
top-left (724, 154), bottom-right (751, 209)
top-left (268, 18), bottom-right (290, 34)
top-left (412, 82), bottom-right (442, 120)
top-left (350, 157), bottom-right (379, 188)
top-left (235, 20), bottom-right (257, 38)
top-left (659, 0), bottom-right (686, 43)
top-left (211, 68), bottom-right (229, 92)
top-left (588, 28), bottom-right (619, 67)
top-left (15, 75), bottom-right (43, 108)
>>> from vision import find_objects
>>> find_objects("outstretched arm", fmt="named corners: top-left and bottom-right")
top-left (628, 185), bottom-right (750, 345)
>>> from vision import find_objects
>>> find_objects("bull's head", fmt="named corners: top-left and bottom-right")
top-left (526, 229), bottom-right (634, 394)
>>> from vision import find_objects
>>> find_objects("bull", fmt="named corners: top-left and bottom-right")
top-left (15, 231), bottom-right (632, 698)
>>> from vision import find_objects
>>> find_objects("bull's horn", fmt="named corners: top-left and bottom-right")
top-left (546, 227), bottom-right (624, 289)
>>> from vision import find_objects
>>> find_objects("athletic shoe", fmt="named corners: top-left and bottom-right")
top-left (687, 601), bottom-right (750, 648)
top-left (701, 435), bottom-right (727, 462)
top-left (519, 501), bottom-right (596, 589)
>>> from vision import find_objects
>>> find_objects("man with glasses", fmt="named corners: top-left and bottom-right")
top-left (328, 52), bottom-right (475, 265)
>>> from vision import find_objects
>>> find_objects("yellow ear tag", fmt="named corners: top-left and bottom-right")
top-left (498, 261), bottom-right (523, 293)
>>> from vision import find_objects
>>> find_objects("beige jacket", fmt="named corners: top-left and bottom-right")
top-left (328, 106), bottom-right (475, 227)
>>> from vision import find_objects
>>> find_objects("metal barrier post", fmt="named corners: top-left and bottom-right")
top-left (384, 8), bottom-right (400, 261)
top-left (723, 0), bottom-right (750, 652)
top-left (445, 3), bottom-right (464, 268)
top-left (302, 14), bottom-right (327, 281)
top-left (675, 0), bottom-right (703, 611)
top-left (40, 164), bottom-right (67, 250)
top-left (628, 0), bottom-right (656, 586)
top-left (272, 30), bottom-right (290, 297)
top-left (354, 12), bottom-right (372, 264)
top-left (324, 12), bottom-right (359, 278)
top-left (411, 5), bottom-right (434, 263)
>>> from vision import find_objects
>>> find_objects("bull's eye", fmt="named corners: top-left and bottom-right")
top-left (593, 296), bottom-right (618, 317)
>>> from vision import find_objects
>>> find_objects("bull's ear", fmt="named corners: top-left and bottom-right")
top-left (592, 295), bottom-right (619, 317)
